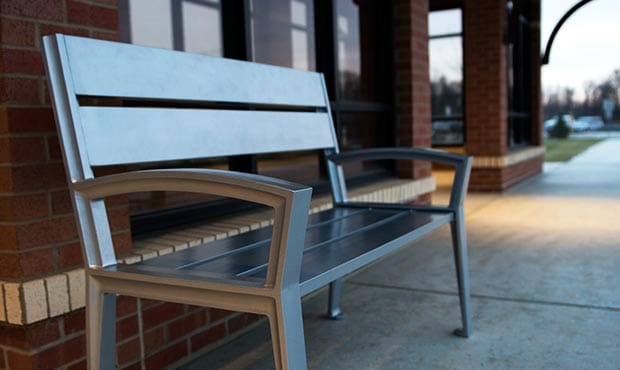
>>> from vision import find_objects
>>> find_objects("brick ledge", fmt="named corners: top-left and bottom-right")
top-left (472, 146), bottom-right (545, 168)
top-left (0, 177), bottom-right (436, 325)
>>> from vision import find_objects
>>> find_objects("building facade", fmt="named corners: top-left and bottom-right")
top-left (0, 0), bottom-right (542, 368)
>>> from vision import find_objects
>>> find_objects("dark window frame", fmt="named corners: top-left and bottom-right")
top-left (506, 0), bottom-right (532, 148)
top-left (316, 0), bottom-right (395, 152)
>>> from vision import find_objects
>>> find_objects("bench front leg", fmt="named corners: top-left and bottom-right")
top-left (451, 208), bottom-right (472, 337)
top-left (269, 288), bottom-right (308, 370)
top-left (86, 275), bottom-right (117, 370)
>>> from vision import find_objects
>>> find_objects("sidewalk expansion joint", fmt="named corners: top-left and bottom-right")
top-left (349, 281), bottom-right (620, 313)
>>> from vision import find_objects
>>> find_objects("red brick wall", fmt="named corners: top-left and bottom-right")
top-left (469, 156), bottom-right (544, 192)
top-left (463, 0), bottom-right (508, 157)
top-left (0, 297), bottom-right (261, 370)
top-left (393, 0), bottom-right (432, 180)
top-left (0, 0), bottom-right (127, 279)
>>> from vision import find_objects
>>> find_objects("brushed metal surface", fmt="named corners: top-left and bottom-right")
top-left (64, 35), bottom-right (326, 107)
top-left (79, 107), bottom-right (334, 165)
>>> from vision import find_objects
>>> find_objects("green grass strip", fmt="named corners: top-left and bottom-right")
top-left (544, 138), bottom-right (603, 162)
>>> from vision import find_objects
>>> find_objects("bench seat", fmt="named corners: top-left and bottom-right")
top-left (109, 206), bottom-right (452, 296)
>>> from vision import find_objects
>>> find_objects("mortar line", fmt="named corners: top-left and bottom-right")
top-left (349, 280), bottom-right (620, 313)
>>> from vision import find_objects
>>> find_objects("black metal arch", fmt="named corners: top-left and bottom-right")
top-left (542, 0), bottom-right (596, 65)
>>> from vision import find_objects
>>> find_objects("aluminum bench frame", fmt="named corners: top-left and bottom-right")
top-left (43, 34), bottom-right (472, 370)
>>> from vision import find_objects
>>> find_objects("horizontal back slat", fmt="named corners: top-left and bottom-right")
top-left (63, 35), bottom-right (327, 107)
top-left (79, 107), bottom-right (335, 166)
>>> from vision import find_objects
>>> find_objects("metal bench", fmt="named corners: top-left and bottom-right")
top-left (43, 34), bottom-right (472, 370)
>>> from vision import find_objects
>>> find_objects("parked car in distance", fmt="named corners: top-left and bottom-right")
top-left (573, 116), bottom-right (604, 132)
top-left (432, 119), bottom-right (464, 146)
top-left (544, 114), bottom-right (574, 133)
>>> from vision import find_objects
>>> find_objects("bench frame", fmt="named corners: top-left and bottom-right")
top-left (43, 34), bottom-right (472, 370)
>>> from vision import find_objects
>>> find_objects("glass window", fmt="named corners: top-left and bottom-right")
top-left (430, 37), bottom-right (463, 114)
top-left (336, 0), bottom-right (361, 99)
top-left (258, 151), bottom-right (322, 185)
top-left (121, 0), bottom-right (223, 56)
top-left (249, 0), bottom-right (316, 70)
top-left (327, 0), bottom-right (391, 183)
top-left (429, 9), bottom-right (462, 36)
top-left (429, 9), bottom-right (464, 146)
top-left (247, 0), bottom-right (319, 186)
top-left (181, 1), bottom-right (222, 55)
top-left (507, 0), bottom-right (532, 147)
top-left (339, 112), bottom-right (390, 176)
top-left (335, 0), bottom-right (378, 101)
top-left (125, 0), bottom-right (174, 49)
top-left (339, 112), bottom-right (388, 151)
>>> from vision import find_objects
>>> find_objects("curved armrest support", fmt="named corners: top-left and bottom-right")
top-left (73, 168), bottom-right (310, 206)
top-left (326, 148), bottom-right (472, 209)
top-left (72, 169), bottom-right (312, 289)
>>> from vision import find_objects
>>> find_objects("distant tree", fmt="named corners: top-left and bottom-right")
top-left (544, 67), bottom-right (620, 122)
top-left (549, 114), bottom-right (571, 139)
top-left (564, 87), bottom-right (575, 112)
top-left (585, 69), bottom-right (619, 120)
top-left (431, 76), bottom-right (462, 117)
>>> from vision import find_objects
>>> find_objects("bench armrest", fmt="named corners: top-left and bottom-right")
top-left (326, 148), bottom-right (472, 210)
top-left (72, 169), bottom-right (312, 289)
top-left (73, 168), bottom-right (310, 201)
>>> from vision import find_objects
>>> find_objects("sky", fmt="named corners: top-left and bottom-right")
top-left (541, 0), bottom-right (620, 101)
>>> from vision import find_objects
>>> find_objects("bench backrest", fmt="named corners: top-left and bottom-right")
top-left (43, 34), bottom-right (348, 270)
top-left (43, 34), bottom-right (341, 182)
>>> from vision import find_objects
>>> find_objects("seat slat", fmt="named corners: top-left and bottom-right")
top-left (301, 212), bottom-right (443, 274)
top-left (296, 212), bottom-right (451, 295)
top-left (137, 208), bottom-right (440, 286)
top-left (140, 207), bottom-right (367, 270)
top-left (63, 35), bottom-right (327, 107)
top-left (198, 209), bottom-right (402, 276)
top-left (79, 107), bottom-right (335, 165)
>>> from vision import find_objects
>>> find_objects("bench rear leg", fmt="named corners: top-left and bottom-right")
top-left (269, 291), bottom-right (308, 370)
top-left (326, 279), bottom-right (344, 319)
top-left (86, 276), bottom-right (117, 370)
top-left (451, 209), bottom-right (472, 337)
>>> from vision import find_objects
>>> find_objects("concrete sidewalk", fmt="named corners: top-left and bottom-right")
top-left (181, 139), bottom-right (620, 370)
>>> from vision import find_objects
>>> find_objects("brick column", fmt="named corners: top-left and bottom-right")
top-left (393, 0), bottom-right (431, 181)
top-left (463, 0), bottom-right (544, 191)
top-left (463, 0), bottom-right (508, 158)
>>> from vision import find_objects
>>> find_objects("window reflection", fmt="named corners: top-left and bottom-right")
top-left (122, 0), bottom-right (222, 56)
top-left (339, 112), bottom-right (388, 151)
top-left (339, 113), bottom-right (389, 175)
top-left (337, 0), bottom-right (361, 99)
top-left (250, 0), bottom-right (316, 70)
top-left (430, 37), bottom-right (463, 117)
top-left (429, 9), bottom-right (464, 146)
top-left (429, 9), bottom-right (462, 36)
top-left (126, 0), bottom-right (174, 49)
top-left (336, 0), bottom-right (377, 101)
top-left (182, 1), bottom-right (222, 55)
top-left (258, 151), bottom-right (321, 185)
